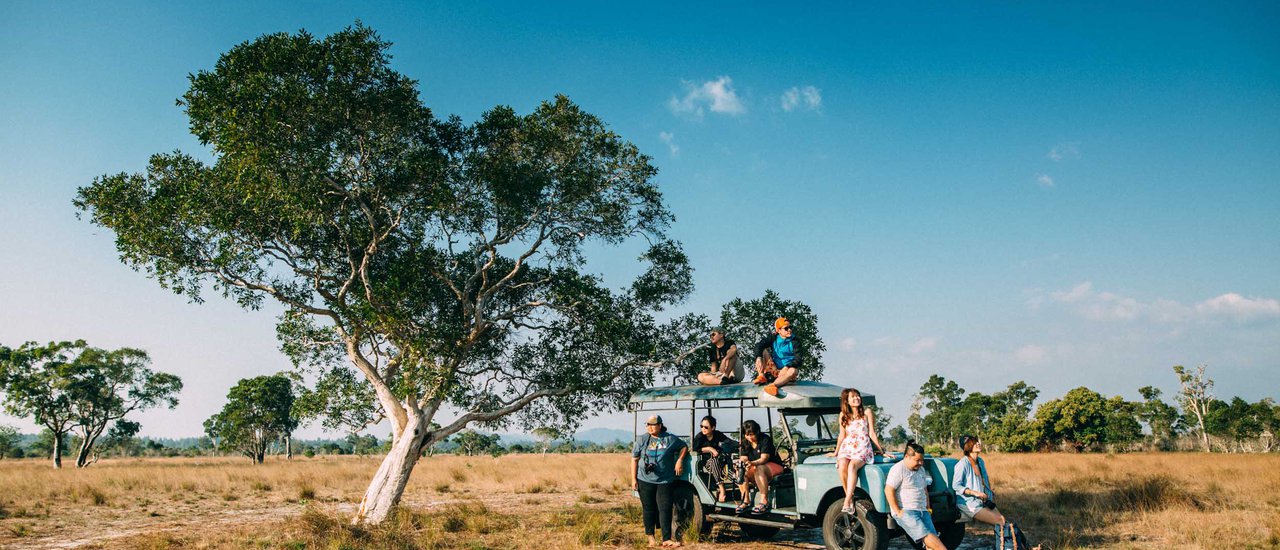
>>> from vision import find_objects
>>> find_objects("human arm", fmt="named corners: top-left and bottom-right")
top-left (631, 456), bottom-right (639, 490)
top-left (885, 481), bottom-right (902, 517)
top-left (675, 445), bottom-right (688, 477)
top-left (866, 410), bottom-right (883, 454)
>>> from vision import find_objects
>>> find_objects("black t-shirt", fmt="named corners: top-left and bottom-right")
top-left (692, 430), bottom-right (730, 456)
top-left (708, 339), bottom-right (736, 366)
top-left (740, 433), bottom-right (784, 466)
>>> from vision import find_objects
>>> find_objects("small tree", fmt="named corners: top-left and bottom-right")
top-left (1, 341), bottom-right (84, 468)
top-left (452, 430), bottom-right (501, 456)
top-left (1036, 387), bottom-right (1109, 452)
top-left (531, 427), bottom-right (559, 455)
top-left (915, 375), bottom-right (965, 446)
top-left (205, 375), bottom-right (297, 463)
top-left (0, 425), bottom-right (20, 460)
top-left (1173, 364), bottom-right (1214, 452)
top-left (63, 346), bottom-right (182, 467)
top-left (1136, 386), bottom-right (1181, 449)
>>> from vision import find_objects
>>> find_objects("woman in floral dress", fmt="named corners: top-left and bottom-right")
top-left (834, 387), bottom-right (881, 512)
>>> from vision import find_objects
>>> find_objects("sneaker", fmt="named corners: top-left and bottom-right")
top-left (752, 374), bottom-right (768, 385)
top-left (763, 384), bottom-right (778, 396)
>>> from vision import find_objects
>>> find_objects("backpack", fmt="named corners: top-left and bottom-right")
top-left (996, 522), bottom-right (1031, 550)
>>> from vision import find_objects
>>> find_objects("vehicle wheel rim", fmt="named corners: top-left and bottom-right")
top-left (834, 513), bottom-right (865, 549)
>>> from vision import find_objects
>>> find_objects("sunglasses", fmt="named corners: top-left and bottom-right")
top-left (779, 326), bottom-right (793, 331)
top-left (700, 424), bottom-right (712, 429)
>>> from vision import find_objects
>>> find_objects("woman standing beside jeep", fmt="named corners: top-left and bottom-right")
top-left (631, 414), bottom-right (689, 548)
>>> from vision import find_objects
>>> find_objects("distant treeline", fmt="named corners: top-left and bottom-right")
top-left (889, 364), bottom-right (1277, 454)
top-left (0, 428), bottom-right (630, 461)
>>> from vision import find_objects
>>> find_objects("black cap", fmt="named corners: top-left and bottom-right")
top-left (959, 434), bottom-right (974, 450)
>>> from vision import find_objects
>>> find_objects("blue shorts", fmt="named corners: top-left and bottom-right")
top-left (894, 509), bottom-right (938, 542)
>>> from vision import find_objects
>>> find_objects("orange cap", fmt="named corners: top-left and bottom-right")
top-left (775, 317), bottom-right (791, 330)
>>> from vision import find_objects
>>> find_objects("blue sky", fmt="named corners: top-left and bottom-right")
top-left (2, 1), bottom-right (1278, 438)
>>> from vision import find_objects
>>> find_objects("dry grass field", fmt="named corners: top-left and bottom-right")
top-left (0, 452), bottom-right (1277, 549)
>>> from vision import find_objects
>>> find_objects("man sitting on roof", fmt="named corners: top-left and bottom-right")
top-left (752, 317), bottom-right (802, 396)
top-left (698, 327), bottom-right (741, 385)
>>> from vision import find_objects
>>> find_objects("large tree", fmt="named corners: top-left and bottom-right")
top-left (205, 375), bottom-right (297, 464)
top-left (75, 25), bottom-right (698, 523)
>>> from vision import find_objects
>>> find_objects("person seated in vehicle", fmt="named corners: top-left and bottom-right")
top-left (833, 387), bottom-right (882, 513)
top-left (752, 317), bottom-right (802, 396)
top-left (698, 328), bottom-right (741, 385)
top-left (736, 419), bottom-right (785, 514)
top-left (952, 435), bottom-right (1041, 549)
top-left (886, 440), bottom-right (946, 550)
top-left (693, 415), bottom-right (734, 502)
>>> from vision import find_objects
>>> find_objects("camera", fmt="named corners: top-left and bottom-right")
top-left (643, 462), bottom-right (656, 474)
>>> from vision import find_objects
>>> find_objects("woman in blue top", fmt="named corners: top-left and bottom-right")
top-left (631, 414), bottom-right (689, 547)
top-left (952, 435), bottom-right (1002, 525)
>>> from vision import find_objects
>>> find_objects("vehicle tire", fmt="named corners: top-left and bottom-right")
top-left (671, 484), bottom-right (710, 541)
top-left (822, 499), bottom-right (887, 550)
top-left (738, 523), bottom-right (781, 540)
top-left (938, 521), bottom-right (966, 549)
top-left (907, 520), bottom-right (966, 550)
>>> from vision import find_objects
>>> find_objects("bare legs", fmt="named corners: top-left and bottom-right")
top-left (739, 464), bottom-right (777, 508)
top-left (837, 457), bottom-right (865, 510)
top-left (697, 371), bottom-right (730, 385)
top-left (773, 366), bottom-right (797, 388)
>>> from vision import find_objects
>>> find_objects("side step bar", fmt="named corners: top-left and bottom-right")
top-left (706, 513), bottom-right (796, 530)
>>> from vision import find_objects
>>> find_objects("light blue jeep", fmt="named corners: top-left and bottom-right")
top-left (628, 381), bottom-right (966, 550)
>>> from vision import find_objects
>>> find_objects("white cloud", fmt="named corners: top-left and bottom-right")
top-left (781, 85), bottom-right (822, 112)
top-left (909, 337), bottom-right (938, 354)
top-left (1040, 282), bottom-right (1280, 325)
top-left (1195, 293), bottom-right (1280, 323)
top-left (1048, 142), bottom-right (1080, 162)
top-left (668, 76), bottom-right (745, 118)
top-left (1036, 174), bottom-right (1055, 188)
top-left (1014, 344), bottom-right (1047, 365)
top-left (658, 131), bottom-right (679, 156)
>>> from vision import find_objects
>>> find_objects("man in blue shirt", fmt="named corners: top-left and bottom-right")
top-left (752, 317), bottom-right (802, 396)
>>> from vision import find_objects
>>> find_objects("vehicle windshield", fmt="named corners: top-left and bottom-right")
top-left (779, 410), bottom-right (840, 445)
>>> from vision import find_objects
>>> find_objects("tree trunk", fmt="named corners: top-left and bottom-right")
top-left (52, 431), bottom-right (63, 469)
top-left (1193, 405), bottom-right (1209, 452)
top-left (353, 410), bottom-right (429, 525)
top-left (286, 434), bottom-right (293, 460)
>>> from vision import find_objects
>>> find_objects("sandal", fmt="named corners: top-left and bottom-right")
top-left (735, 501), bottom-right (750, 514)
top-left (751, 502), bottom-right (771, 514)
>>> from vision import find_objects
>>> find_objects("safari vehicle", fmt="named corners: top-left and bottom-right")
top-left (628, 381), bottom-right (966, 550)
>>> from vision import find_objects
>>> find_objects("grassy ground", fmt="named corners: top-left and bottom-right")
top-left (0, 452), bottom-right (1277, 549)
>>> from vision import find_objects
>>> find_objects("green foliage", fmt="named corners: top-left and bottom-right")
top-left (451, 430), bottom-right (502, 456)
top-left (292, 367), bottom-right (381, 436)
top-left (0, 341), bottom-right (80, 466)
top-left (1035, 387), bottom-right (1110, 452)
top-left (915, 375), bottom-right (964, 446)
top-left (205, 375), bottom-right (297, 463)
top-left (1137, 386), bottom-right (1182, 448)
top-left (0, 340), bottom-right (181, 467)
top-left (1205, 397), bottom-right (1276, 451)
top-left (0, 425), bottom-right (19, 459)
top-left (716, 290), bottom-right (827, 380)
top-left (74, 23), bottom-right (695, 451)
